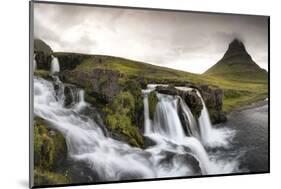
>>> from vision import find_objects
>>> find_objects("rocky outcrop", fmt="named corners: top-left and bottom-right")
top-left (34, 39), bottom-right (53, 55)
top-left (155, 85), bottom-right (226, 124)
top-left (198, 85), bottom-right (227, 124)
top-left (61, 69), bottom-right (121, 104)
top-left (33, 116), bottom-right (70, 185)
top-left (53, 53), bottom-right (91, 71)
top-left (34, 51), bottom-right (52, 70)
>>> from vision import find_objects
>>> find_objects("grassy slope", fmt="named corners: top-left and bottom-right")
top-left (67, 54), bottom-right (268, 113)
top-left (204, 54), bottom-right (268, 112)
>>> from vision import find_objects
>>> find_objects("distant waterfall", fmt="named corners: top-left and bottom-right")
top-left (50, 55), bottom-right (60, 74)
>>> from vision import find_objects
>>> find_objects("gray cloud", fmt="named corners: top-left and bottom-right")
top-left (34, 2), bottom-right (268, 73)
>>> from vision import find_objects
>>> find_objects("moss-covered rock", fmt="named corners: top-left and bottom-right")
top-left (34, 51), bottom-right (52, 70)
top-left (34, 117), bottom-right (67, 170)
top-left (61, 69), bottom-right (121, 104)
top-left (34, 116), bottom-right (70, 186)
top-left (34, 169), bottom-right (70, 186)
top-left (34, 70), bottom-right (52, 80)
top-left (182, 90), bottom-right (203, 119)
top-left (198, 85), bottom-right (227, 124)
top-left (103, 92), bottom-right (144, 147)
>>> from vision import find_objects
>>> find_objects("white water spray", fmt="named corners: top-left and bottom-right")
top-left (74, 90), bottom-right (88, 112)
top-left (196, 90), bottom-right (235, 147)
top-left (50, 55), bottom-right (60, 74)
top-left (34, 78), bottom-right (239, 181)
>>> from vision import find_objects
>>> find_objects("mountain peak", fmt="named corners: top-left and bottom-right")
top-left (204, 38), bottom-right (267, 81)
top-left (223, 38), bottom-right (248, 59)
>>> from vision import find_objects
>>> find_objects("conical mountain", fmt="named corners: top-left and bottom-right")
top-left (204, 39), bottom-right (267, 82)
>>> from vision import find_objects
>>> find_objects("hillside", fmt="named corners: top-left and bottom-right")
top-left (34, 39), bottom-right (268, 112)
top-left (34, 38), bottom-right (53, 54)
top-left (204, 39), bottom-right (268, 83)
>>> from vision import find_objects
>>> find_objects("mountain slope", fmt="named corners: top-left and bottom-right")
top-left (204, 39), bottom-right (268, 83)
top-left (34, 38), bottom-right (53, 54)
top-left (34, 39), bottom-right (268, 112)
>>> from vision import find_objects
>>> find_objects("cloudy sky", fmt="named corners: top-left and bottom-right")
top-left (34, 2), bottom-right (268, 74)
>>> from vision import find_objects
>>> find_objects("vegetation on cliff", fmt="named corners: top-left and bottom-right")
top-left (33, 117), bottom-right (70, 186)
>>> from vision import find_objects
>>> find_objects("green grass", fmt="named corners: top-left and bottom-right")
top-left (34, 168), bottom-right (70, 186)
top-left (56, 53), bottom-right (268, 112)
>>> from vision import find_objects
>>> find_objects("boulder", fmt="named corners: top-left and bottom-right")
top-left (198, 85), bottom-right (227, 124)
top-left (61, 69), bottom-right (121, 103)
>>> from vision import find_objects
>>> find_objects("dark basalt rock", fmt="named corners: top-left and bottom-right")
top-left (182, 90), bottom-right (203, 119)
top-left (155, 85), bottom-right (226, 124)
top-left (155, 85), bottom-right (179, 96)
top-left (61, 69), bottom-right (121, 104)
top-left (158, 151), bottom-right (202, 175)
top-left (54, 53), bottom-right (91, 71)
top-left (143, 136), bottom-right (157, 148)
top-left (34, 51), bottom-right (52, 70)
top-left (198, 85), bottom-right (227, 124)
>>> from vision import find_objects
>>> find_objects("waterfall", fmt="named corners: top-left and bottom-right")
top-left (33, 54), bottom-right (37, 71)
top-left (142, 91), bottom-right (151, 134)
top-left (50, 55), bottom-right (60, 74)
top-left (178, 98), bottom-right (200, 139)
top-left (34, 78), bottom-right (238, 181)
top-left (196, 90), bottom-right (235, 147)
top-left (74, 90), bottom-right (88, 112)
top-left (152, 94), bottom-right (186, 141)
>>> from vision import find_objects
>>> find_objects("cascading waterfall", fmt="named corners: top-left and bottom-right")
top-left (142, 84), bottom-right (239, 174)
top-left (152, 94), bottom-right (186, 141)
top-left (50, 55), bottom-right (60, 74)
top-left (34, 75), bottom-right (239, 181)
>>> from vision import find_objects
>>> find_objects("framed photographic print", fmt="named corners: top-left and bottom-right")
top-left (29, 0), bottom-right (270, 188)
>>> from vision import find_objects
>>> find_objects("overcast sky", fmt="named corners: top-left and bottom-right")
top-left (34, 3), bottom-right (268, 74)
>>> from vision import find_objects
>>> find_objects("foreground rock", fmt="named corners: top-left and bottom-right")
top-left (61, 69), bottom-right (121, 103)
top-left (198, 85), bottom-right (227, 124)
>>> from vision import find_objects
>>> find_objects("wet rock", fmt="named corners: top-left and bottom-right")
top-left (143, 136), bottom-right (157, 148)
top-left (198, 85), bottom-right (227, 124)
top-left (158, 151), bottom-right (202, 175)
top-left (61, 69), bottom-right (121, 103)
